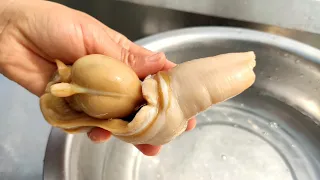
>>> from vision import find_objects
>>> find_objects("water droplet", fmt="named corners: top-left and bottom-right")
top-left (268, 76), bottom-right (273, 80)
top-left (299, 74), bottom-right (304, 78)
top-left (221, 154), bottom-right (227, 160)
top-left (240, 103), bottom-right (244, 107)
top-left (252, 124), bottom-right (259, 130)
top-left (233, 124), bottom-right (238, 128)
top-left (275, 67), bottom-right (279, 71)
top-left (295, 59), bottom-right (300, 64)
top-left (291, 144), bottom-right (296, 148)
top-left (262, 131), bottom-right (268, 136)
top-left (269, 122), bottom-right (279, 128)
top-left (284, 53), bottom-right (289, 57)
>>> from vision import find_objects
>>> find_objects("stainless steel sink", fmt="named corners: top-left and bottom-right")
top-left (44, 26), bottom-right (320, 180)
top-left (1, 1), bottom-right (320, 180)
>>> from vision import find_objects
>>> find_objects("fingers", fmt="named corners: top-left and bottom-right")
top-left (135, 144), bottom-right (162, 156)
top-left (87, 127), bottom-right (162, 156)
top-left (120, 50), bottom-right (167, 78)
top-left (88, 18), bottom-right (155, 58)
top-left (88, 18), bottom-right (175, 76)
top-left (186, 117), bottom-right (197, 131)
top-left (79, 20), bottom-right (167, 78)
top-left (87, 118), bottom-right (196, 156)
top-left (163, 60), bottom-right (177, 71)
top-left (87, 127), bottom-right (112, 143)
top-left (103, 29), bottom-right (168, 78)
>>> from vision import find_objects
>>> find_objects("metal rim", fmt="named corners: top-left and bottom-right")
top-left (42, 26), bottom-right (320, 180)
top-left (135, 26), bottom-right (320, 63)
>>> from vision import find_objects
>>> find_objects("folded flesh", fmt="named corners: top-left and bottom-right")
top-left (39, 52), bottom-right (256, 145)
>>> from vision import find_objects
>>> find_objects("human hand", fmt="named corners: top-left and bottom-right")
top-left (0, 0), bottom-right (196, 155)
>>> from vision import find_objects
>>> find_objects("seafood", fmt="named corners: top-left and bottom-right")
top-left (39, 52), bottom-right (256, 145)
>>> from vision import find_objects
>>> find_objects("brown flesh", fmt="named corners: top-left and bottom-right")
top-left (68, 55), bottom-right (144, 119)
top-left (40, 55), bottom-right (146, 134)
top-left (40, 93), bottom-right (132, 134)
top-left (39, 52), bottom-right (256, 145)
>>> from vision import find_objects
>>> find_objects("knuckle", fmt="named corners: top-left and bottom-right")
top-left (121, 48), bottom-right (136, 68)
top-left (113, 33), bottom-right (130, 50)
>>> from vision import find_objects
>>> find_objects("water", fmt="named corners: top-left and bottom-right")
top-left (221, 154), bottom-right (227, 160)
top-left (269, 122), bottom-right (279, 129)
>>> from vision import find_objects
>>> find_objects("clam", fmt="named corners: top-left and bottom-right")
top-left (39, 52), bottom-right (256, 145)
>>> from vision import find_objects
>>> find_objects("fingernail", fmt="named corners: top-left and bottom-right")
top-left (146, 52), bottom-right (164, 62)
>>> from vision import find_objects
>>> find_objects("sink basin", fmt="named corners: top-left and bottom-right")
top-left (44, 27), bottom-right (320, 180)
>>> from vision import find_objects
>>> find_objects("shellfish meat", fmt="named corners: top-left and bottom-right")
top-left (39, 51), bottom-right (256, 145)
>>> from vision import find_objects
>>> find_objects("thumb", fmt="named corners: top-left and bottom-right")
top-left (79, 18), bottom-right (166, 78)
top-left (120, 50), bottom-right (167, 78)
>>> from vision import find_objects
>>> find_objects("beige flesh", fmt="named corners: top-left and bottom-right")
top-left (39, 52), bottom-right (256, 145)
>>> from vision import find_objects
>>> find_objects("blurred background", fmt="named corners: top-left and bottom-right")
top-left (51, 0), bottom-right (320, 48)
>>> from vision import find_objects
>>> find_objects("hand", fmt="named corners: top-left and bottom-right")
top-left (0, 0), bottom-right (196, 156)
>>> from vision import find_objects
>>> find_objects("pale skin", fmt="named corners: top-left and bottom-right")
top-left (0, 0), bottom-right (196, 156)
